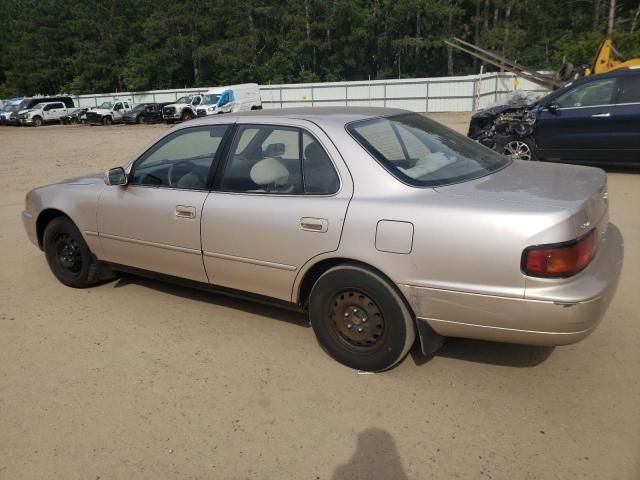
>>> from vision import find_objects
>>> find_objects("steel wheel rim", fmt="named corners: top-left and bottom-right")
top-left (327, 289), bottom-right (386, 354)
top-left (54, 233), bottom-right (82, 275)
top-left (504, 140), bottom-right (531, 161)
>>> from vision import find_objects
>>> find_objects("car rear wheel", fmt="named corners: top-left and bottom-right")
top-left (43, 217), bottom-right (98, 288)
top-left (497, 135), bottom-right (536, 161)
top-left (308, 265), bottom-right (416, 371)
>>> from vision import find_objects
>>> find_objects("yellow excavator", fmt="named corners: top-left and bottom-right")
top-left (445, 37), bottom-right (640, 90)
top-left (586, 38), bottom-right (640, 75)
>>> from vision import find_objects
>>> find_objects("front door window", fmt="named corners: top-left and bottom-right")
top-left (131, 125), bottom-right (229, 190)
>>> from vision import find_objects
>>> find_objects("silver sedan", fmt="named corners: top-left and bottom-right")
top-left (22, 108), bottom-right (624, 371)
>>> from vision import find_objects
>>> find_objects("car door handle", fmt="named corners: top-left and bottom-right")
top-left (300, 217), bottom-right (328, 233)
top-left (591, 112), bottom-right (610, 118)
top-left (175, 205), bottom-right (196, 219)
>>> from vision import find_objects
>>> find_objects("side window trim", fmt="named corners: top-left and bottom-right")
top-left (129, 124), bottom-right (234, 191)
top-left (212, 122), bottom-right (341, 196)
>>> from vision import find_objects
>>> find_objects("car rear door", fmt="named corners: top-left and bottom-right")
top-left (200, 119), bottom-right (353, 302)
top-left (535, 76), bottom-right (621, 161)
top-left (97, 124), bottom-right (232, 282)
top-left (607, 72), bottom-right (640, 161)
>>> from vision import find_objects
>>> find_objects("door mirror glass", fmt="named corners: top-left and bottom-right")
top-left (105, 167), bottom-right (128, 186)
top-left (546, 102), bottom-right (559, 112)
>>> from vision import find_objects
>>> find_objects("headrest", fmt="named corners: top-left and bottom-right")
top-left (250, 157), bottom-right (289, 186)
top-left (304, 142), bottom-right (325, 162)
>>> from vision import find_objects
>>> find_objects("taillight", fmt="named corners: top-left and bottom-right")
top-left (522, 230), bottom-right (596, 278)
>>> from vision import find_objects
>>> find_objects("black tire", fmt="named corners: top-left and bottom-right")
top-left (33, 116), bottom-right (43, 127)
top-left (102, 116), bottom-right (112, 126)
top-left (309, 265), bottom-right (416, 372)
top-left (137, 115), bottom-right (144, 124)
top-left (43, 216), bottom-right (98, 288)
top-left (181, 110), bottom-right (194, 121)
top-left (495, 135), bottom-right (537, 161)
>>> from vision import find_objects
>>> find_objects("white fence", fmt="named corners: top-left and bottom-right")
top-left (71, 72), bottom-right (547, 113)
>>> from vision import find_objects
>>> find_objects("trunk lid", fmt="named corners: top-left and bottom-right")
top-left (435, 160), bottom-right (608, 238)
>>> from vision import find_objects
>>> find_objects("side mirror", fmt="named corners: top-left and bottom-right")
top-left (546, 102), bottom-right (559, 112)
top-left (104, 167), bottom-right (128, 186)
top-left (264, 143), bottom-right (285, 157)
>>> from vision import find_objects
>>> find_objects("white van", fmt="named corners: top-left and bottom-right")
top-left (196, 83), bottom-right (261, 116)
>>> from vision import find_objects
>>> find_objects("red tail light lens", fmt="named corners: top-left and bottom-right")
top-left (522, 230), bottom-right (596, 278)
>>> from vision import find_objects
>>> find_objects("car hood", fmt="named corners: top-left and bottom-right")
top-left (90, 109), bottom-right (111, 115)
top-left (435, 160), bottom-right (607, 214)
top-left (54, 172), bottom-right (104, 186)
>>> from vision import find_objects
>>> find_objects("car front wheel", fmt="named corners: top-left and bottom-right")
top-left (43, 217), bottom-right (99, 288)
top-left (308, 265), bottom-right (416, 371)
top-left (496, 135), bottom-right (536, 161)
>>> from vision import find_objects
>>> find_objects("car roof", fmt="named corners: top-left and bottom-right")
top-left (186, 107), bottom-right (409, 128)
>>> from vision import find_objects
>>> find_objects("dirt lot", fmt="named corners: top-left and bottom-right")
top-left (1, 114), bottom-right (638, 480)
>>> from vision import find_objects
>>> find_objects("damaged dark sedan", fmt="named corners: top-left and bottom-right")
top-left (468, 67), bottom-right (640, 165)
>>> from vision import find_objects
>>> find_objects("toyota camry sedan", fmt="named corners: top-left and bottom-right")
top-left (22, 108), bottom-right (623, 371)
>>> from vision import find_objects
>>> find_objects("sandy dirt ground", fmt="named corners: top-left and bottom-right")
top-left (0, 114), bottom-right (638, 480)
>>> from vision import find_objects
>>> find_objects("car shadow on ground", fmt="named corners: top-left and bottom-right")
top-left (109, 273), bottom-right (555, 368)
top-left (411, 338), bottom-right (555, 368)
top-left (332, 428), bottom-right (409, 480)
top-left (111, 273), bottom-right (309, 328)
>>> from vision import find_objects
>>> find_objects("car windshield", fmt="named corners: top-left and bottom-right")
top-left (132, 104), bottom-right (146, 112)
top-left (201, 94), bottom-right (220, 105)
top-left (32, 103), bottom-right (45, 110)
top-left (98, 102), bottom-right (113, 109)
top-left (6, 105), bottom-right (20, 112)
top-left (175, 96), bottom-right (193, 104)
top-left (348, 113), bottom-right (510, 187)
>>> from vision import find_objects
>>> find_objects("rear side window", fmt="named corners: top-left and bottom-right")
top-left (347, 113), bottom-right (508, 188)
top-left (618, 75), bottom-right (640, 104)
top-left (221, 125), bottom-right (339, 195)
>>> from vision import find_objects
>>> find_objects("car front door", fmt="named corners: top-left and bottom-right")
top-left (535, 76), bottom-right (620, 161)
top-left (97, 124), bottom-right (231, 282)
top-left (42, 104), bottom-right (54, 121)
top-left (201, 120), bottom-right (352, 301)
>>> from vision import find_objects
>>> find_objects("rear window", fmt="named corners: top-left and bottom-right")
top-left (347, 113), bottom-right (509, 187)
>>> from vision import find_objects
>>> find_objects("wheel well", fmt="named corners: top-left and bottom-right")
top-left (297, 258), bottom-right (411, 313)
top-left (36, 208), bottom-right (68, 248)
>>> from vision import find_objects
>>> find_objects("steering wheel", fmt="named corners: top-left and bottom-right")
top-left (167, 160), bottom-right (205, 187)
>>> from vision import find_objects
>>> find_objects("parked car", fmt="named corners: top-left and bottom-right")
top-left (468, 67), bottom-right (640, 165)
top-left (60, 108), bottom-right (89, 125)
top-left (0, 102), bottom-right (23, 125)
top-left (18, 101), bottom-right (70, 126)
top-left (162, 94), bottom-right (203, 122)
top-left (11, 96), bottom-right (75, 126)
top-left (196, 84), bottom-right (262, 117)
top-left (85, 100), bottom-right (132, 125)
top-left (22, 108), bottom-right (623, 372)
top-left (122, 103), bottom-right (167, 124)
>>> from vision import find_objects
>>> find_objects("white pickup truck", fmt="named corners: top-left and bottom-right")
top-left (85, 101), bottom-right (132, 125)
top-left (18, 101), bottom-right (69, 126)
top-left (162, 94), bottom-right (203, 122)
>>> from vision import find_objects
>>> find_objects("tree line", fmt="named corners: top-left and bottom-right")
top-left (1, 0), bottom-right (639, 97)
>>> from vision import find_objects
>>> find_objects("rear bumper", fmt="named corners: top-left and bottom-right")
top-left (399, 223), bottom-right (623, 346)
